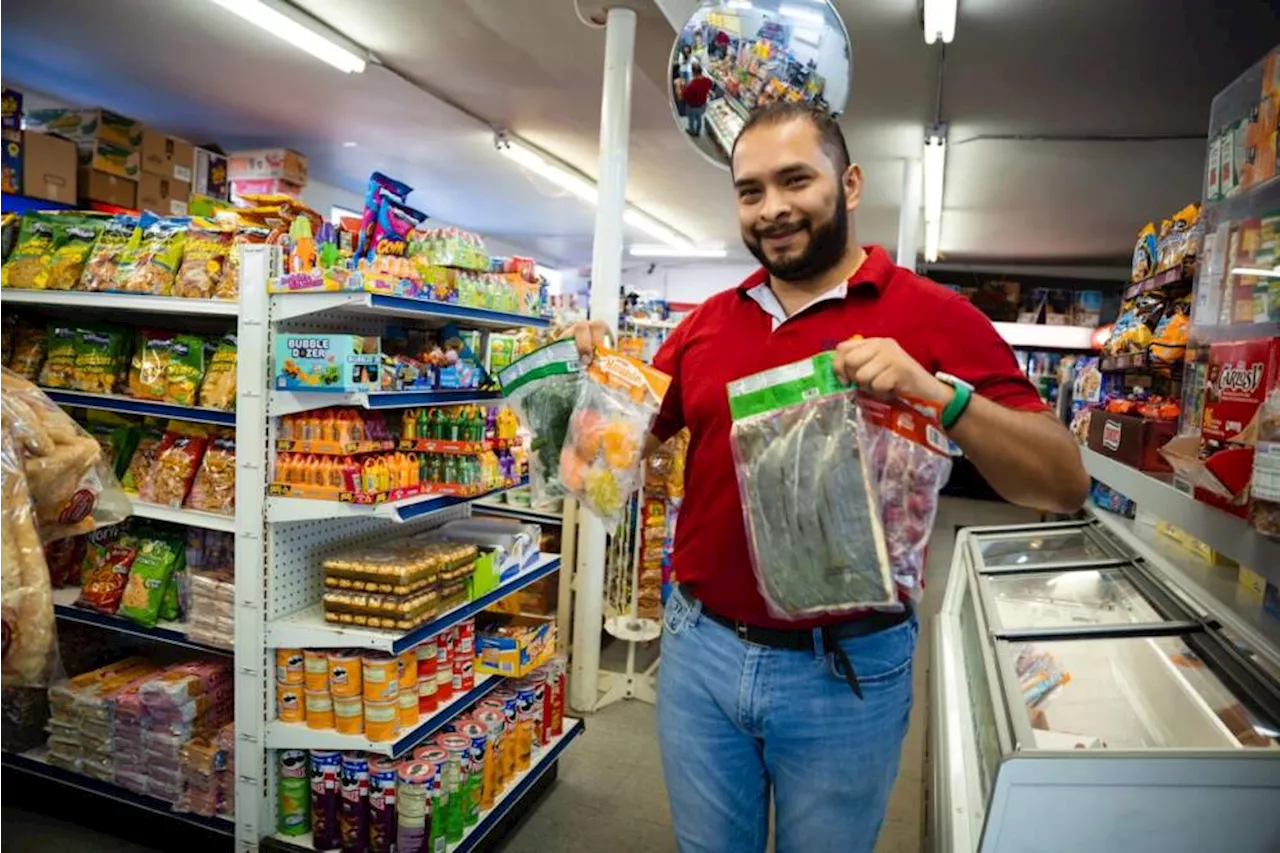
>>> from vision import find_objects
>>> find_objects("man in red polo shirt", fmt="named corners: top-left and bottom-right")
top-left (681, 63), bottom-right (714, 137)
top-left (572, 103), bottom-right (1088, 853)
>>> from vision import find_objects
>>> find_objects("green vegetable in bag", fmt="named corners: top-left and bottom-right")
top-left (498, 339), bottom-right (582, 503)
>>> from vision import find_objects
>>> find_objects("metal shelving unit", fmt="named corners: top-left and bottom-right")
top-left (51, 586), bottom-right (233, 657)
top-left (1, 288), bottom-right (239, 316)
top-left (43, 389), bottom-right (238, 426)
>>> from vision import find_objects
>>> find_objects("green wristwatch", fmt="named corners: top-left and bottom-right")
top-left (936, 371), bottom-right (973, 431)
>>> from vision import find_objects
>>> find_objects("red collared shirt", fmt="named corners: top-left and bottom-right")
top-left (651, 245), bottom-right (1046, 629)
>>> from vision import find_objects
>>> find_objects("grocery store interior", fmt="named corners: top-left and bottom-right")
top-left (1, 1), bottom-right (1279, 852)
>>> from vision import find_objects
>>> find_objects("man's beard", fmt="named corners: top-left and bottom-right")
top-left (744, 191), bottom-right (849, 282)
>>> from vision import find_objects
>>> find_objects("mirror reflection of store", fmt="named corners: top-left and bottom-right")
top-left (668, 0), bottom-right (851, 168)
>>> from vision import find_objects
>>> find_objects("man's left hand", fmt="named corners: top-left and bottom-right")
top-left (833, 337), bottom-right (953, 404)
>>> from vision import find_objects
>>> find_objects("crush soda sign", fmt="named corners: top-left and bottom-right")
top-left (1217, 359), bottom-right (1266, 397)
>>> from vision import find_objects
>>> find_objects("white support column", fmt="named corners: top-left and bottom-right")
top-left (896, 157), bottom-right (923, 269)
top-left (571, 5), bottom-right (636, 714)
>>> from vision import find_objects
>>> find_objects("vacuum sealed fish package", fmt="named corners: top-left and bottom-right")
top-left (498, 339), bottom-right (583, 503)
top-left (558, 350), bottom-right (670, 529)
top-left (727, 352), bottom-right (957, 621)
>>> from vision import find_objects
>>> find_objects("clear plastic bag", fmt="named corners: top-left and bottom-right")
top-left (728, 353), bottom-right (956, 621)
top-left (498, 339), bottom-right (582, 503)
top-left (557, 351), bottom-right (669, 529)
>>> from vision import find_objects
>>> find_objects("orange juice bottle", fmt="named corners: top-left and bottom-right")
top-left (279, 414), bottom-right (294, 443)
top-left (318, 409), bottom-right (337, 443)
top-left (402, 409), bottom-right (418, 440)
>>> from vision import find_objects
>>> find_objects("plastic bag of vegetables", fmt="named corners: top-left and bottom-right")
top-left (498, 339), bottom-right (583, 503)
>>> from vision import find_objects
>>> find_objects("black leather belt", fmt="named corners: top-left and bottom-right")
top-left (689, 590), bottom-right (912, 700)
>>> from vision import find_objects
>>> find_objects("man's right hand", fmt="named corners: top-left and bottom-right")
top-left (566, 320), bottom-right (613, 365)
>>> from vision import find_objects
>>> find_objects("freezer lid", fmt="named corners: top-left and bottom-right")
top-left (982, 566), bottom-right (1174, 634)
top-left (970, 524), bottom-right (1122, 570)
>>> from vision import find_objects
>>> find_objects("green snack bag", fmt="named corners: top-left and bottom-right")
top-left (119, 534), bottom-right (183, 629)
top-left (72, 324), bottom-right (129, 394)
top-left (1, 212), bottom-right (59, 290)
top-left (83, 410), bottom-right (141, 479)
top-left (47, 214), bottom-right (107, 290)
top-left (498, 339), bottom-right (582, 503)
top-left (38, 324), bottom-right (78, 388)
top-left (122, 216), bottom-right (188, 295)
top-left (81, 214), bottom-right (138, 291)
top-left (165, 333), bottom-right (207, 406)
top-left (159, 569), bottom-right (181, 622)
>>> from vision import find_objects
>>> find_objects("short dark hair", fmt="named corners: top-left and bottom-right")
top-left (692, 62), bottom-right (702, 75)
top-left (732, 102), bottom-right (850, 175)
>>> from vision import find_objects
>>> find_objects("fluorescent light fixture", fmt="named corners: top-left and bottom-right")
top-left (779, 4), bottom-right (826, 26)
top-left (923, 0), bottom-right (958, 45)
top-left (629, 245), bottom-right (728, 258)
top-left (342, 141), bottom-right (358, 148)
top-left (498, 138), bottom-right (599, 203)
top-left (923, 126), bottom-right (947, 263)
top-left (624, 209), bottom-right (693, 248)
top-left (208, 0), bottom-right (368, 73)
top-left (1231, 266), bottom-right (1280, 278)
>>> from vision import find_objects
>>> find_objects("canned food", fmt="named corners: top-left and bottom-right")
top-left (275, 648), bottom-right (304, 685)
top-left (456, 719), bottom-right (488, 825)
top-left (452, 654), bottom-right (474, 693)
top-left (339, 752), bottom-right (370, 853)
top-left (398, 648), bottom-right (417, 686)
top-left (417, 673), bottom-right (439, 715)
top-left (368, 756), bottom-right (399, 853)
top-left (304, 649), bottom-right (330, 691)
top-left (413, 745), bottom-right (448, 767)
top-left (278, 775), bottom-right (310, 836)
top-left (365, 698), bottom-right (399, 742)
top-left (398, 688), bottom-right (419, 728)
top-left (436, 732), bottom-right (471, 844)
top-left (396, 762), bottom-right (433, 853)
top-left (333, 695), bottom-right (363, 735)
top-left (279, 749), bottom-right (309, 778)
top-left (276, 681), bottom-right (305, 723)
top-left (305, 688), bottom-right (334, 730)
top-left (472, 707), bottom-right (506, 802)
top-left (328, 651), bottom-right (362, 698)
top-left (310, 750), bottom-right (342, 850)
top-left (514, 682), bottom-right (536, 770)
top-left (362, 653), bottom-right (400, 702)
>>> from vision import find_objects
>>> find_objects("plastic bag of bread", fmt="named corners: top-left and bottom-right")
top-left (0, 368), bottom-right (131, 542)
top-left (1, 419), bottom-right (57, 686)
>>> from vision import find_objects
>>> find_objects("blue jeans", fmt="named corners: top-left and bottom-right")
top-left (657, 587), bottom-right (916, 853)
top-left (686, 104), bottom-right (706, 136)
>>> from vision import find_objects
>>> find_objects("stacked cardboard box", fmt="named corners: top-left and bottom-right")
top-left (139, 128), bottom-right (193, 215)
top-left (228, 147), bottom-right (308, 200)
top-left (26, 107), bottom-right (141, 207)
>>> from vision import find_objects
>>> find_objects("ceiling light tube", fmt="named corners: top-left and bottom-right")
top-left (629, 245), bottom-right (728, 258)
top-left (923, 126), bottom-right (947, 262)
top-left (208, 0), bottom-right (368, 72)
top-left (498, 138), bottom-right (599, 203)
top-left (923, 0), bottom-right (958, 45)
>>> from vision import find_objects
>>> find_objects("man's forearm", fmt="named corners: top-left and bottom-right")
top-left (948, 396), bottom-right (1089, 513)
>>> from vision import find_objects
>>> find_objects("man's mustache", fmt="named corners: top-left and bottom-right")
top-left (753, 220), bottom-right (808, 240)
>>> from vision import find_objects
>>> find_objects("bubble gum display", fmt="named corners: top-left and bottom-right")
top-left (560, 350), bottom-right (670, 528)
top-left (274, 334), bottom-right (381, 392)
top-left (727, 351), bottom-right (956, 620)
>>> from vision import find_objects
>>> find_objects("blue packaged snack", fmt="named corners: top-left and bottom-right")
top-left (369, 197), bottom-right (427, 259)
top-left (356, 172), bottom-right (413, 259)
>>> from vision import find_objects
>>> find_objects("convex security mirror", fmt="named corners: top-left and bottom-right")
top-left (668, 0), bottom-right (851, 169)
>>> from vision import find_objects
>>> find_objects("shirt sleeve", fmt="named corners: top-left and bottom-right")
top-left (650, 319), bottom-right (688, 441)
top-left (934, 294), bottom-right (1047, 413)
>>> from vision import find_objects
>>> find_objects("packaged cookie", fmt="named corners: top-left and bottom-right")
top-left (38, 325), bottom-right (77, 389)
top-left (79, 215), bottom-right (138, 292)
top-left (197, 334), bottom-right (237, 411)
top-left (139, 427), bottom-right (208, 507)
top-left (174, 219), bottom-right (233, 299)
top-left (186, 432), bottom-right (235, 516)
top-left (71, 325), bottom-right (130, 394)
top-left (127, 329), bottom-right (174, 401)
top-left (122, 216), bottom-right (188, 295)
top-left (1, 212), bottom-right (58, 290)
top-left (164, 334), bottom-right (207, 406)
top-left (47, 216), bottom-right (106, 290)
top-left (8, 326), bottom-right (48, 380)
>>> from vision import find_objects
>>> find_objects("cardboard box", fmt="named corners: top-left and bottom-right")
top-left (1087, 410), bottom-right (1177, 472)
top-left (193, 147), bottom-right (229, 200)
top-left (475, 613), bottom-right (555, 678)
top-left (25, 107), bottom-right (141, 149)
top-left (79, 168), bottom-right (137, 209)
top-left (228, 147), bottom-right (307, 185)
top-left (274, 334), bottom-right (380, 392)
top-left (22, 131), bottom-right (77, 204)
top-left (140, 129), bottom-right (193, 182)
top-left (137, 172), bottom-right (189, 215)
top-left (2, 130), bottom-right (21, 194)
top-left (2, 87), bottom-right (23, 131)
top-left (77, 139), bottom-right (139, 181)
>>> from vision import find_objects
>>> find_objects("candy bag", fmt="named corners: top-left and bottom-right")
top-left (47, 216), bottom-right (106, 290)
top-left (559, 350), bottom-right (669, 528)
top-left (498, 339), bottom-right (583, 503)
top-left (1, 212), bottom-right (58, 290)
top-left (197, 334), bottom-right (237, 411)
top-left (122, 216), bottom-right (188, 295)
top-left (79, 214), bottom-right (138, 292)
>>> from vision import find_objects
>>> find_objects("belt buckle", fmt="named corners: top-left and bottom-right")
top-left (735, 622), bottom-right (748, 641)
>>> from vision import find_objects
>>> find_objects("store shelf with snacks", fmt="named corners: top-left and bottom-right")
top-left (43, 389), bottom-right (237, 427)
top-left (269, 291), bottom-right (552, 329)
top-left (50, 587), bottom-right (232, 657)
top-left (992, 322), bottom-right (1099, 351)
top-left (265, 717), bottom-right (584, 853)
top-left (1122, 264), bottom-right (1196, 301)
top-left (129, 500), bottom-right (237, 533)
top-left (265, 476), bottom-right (530, 524)
top-left (1191, 320), bottom-right (1280, 343)
top-left (264, 554), bottom-right (561, 653)
top-left (268, 387), bottom-right (502, 418)
top-left (1, 747), bottom-right (235, 837)
top-left (1098, 350), bottom-right (1185, 375)
top-left (263, 674), bottom-right (501, 757)
top-left (1081, 447), bottom-right (1280, 581)
top-left (0, 288), bottom-right (240, 316)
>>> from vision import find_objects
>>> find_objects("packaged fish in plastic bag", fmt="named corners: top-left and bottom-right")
top-left (558, 350), bottom-right (670, 529)
top-left (498, 339), bottom-right (582, 503)
top-left (727, 352), bottom-right (957, 620)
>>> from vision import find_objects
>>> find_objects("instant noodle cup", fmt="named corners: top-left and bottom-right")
top-left (398, 688), bottom-right (419, 728)
top-left (277, 681), bottom-right (305, 723)
top-left (304, 649), bottom-right (330, 690)
top-left (276, 648), bottom-right (305, 685)
top-left (328, 651), bottom-right (362, 698)
top-left (362, 652), bottom-right (399, 702)
top-left (333, 695), bottom-right (363, 735)
top-left (305, 689), bottom-right (335, 730)
top-left (364, 699), bottom-right (399, 742)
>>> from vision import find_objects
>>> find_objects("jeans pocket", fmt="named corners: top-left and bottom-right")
top-left (827, 617), bottom-right (917, 685)
top-left (662, 587), bottom-right (700, 636)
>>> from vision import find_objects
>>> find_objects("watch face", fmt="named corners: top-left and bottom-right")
top-left (937, 371), bottom-right (974, 391)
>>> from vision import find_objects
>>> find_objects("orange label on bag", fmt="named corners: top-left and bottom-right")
top-left (588, 349), bottom-right (671, 406)
top-left (856, 394), bottom-right (960, 456)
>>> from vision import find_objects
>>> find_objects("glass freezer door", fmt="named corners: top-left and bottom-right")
top-left (972, 525), bottom-right (1119, 570)
top-left (983, 567), bottom-right (1171, 633)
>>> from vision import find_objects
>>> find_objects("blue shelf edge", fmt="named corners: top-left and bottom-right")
top-left (368, 293), bottom-right (552, 328)
top-left (390, 555), bottom-right (561, 654)
top-left (389, 476), bottom-right (529, 523)
top-left (1, 192), bottom-right (77, 214)
top-left (1, 748), bottom-right (235, 836)
top-left (45, 390), bottom-right (237, 426)
top-left (390, 676), bottom-right (504, 757)
top-left (364, 389), bottom-right (503, 409)
top-left (53, 603), bottom-right (232, 658)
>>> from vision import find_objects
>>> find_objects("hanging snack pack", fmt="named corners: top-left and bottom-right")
top-left (726, 352), bottom-right (957, 620)
top-left (498, 339), bottom-right (583, 503)
top-left (559, 350), bottom-right (669, 528)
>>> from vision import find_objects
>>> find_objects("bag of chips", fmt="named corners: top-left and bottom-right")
top-left (1, 213), bottom-right (58, 290)
top-left (122, 216), bottom-right (188, 295)
top-left (1, 212), bottom-right (18, 262)
top-left (79, 215), bottom-right (138, 292)
top-left (173, 219), bottom-right (233, 299)
top-left (165, 333), bottom-right (207, 406)
top-left (558, 349), bottom-right (669, 528)
top-left (76, 538), bottom-right (138, 615)
top-left (217, 224), bottom-right (271, 300)
top-left (127, 329), bottom-right (174, 401)
top-left (47, 216), bottom-right (106, 290)
top-left (139, 427), bottom-right (208, 507)
top-left (71, 325), bottom-right (130, 394)
top-left (81, 410), bottom-right (140, 480)
top-left (37, 325), bottom-right (77, 389)
top-left (498, 340), bottom-right (583, 503)
top-left (119, 532), bottom-right (184, 629)
top-left (121, 419), bottom-right (166, 494)
top-left (8, 325), bottom-right (47, 380)
top-left (197, 334), bottom-right (237, 411)
top-left (186, 432), bottom-right (235, 516)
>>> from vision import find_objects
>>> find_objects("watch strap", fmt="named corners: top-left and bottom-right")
top-left (938, 374), bottom-right (972, 431)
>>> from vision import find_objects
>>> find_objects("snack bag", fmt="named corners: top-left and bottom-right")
top-left (186, 432), bottom-right (235, 516)
top-left (127, 329), bottom-right (174, 400)
top-left (121, 418), bottom-right (166, 494)
top-left (1, 212), bottom-right (58, 290)
top-left (79, 215), bottom-right (138, 292)
top-left (81, 410), bottom-right (140, 480)
top-left (119, 533), bottom-right (183, 629)
top-left (1, 408), bottom-right (57, 686)
top-left (122, 216), bottom-right (188, 295)
top-left (217, 224), bottom-right (271, 300)
top-left (198, 334), bottom-right (237, 411)
top-left (165, 333), bottom-right (207, 406)
top-left (38, 325), bottom-right (77, 388)
top-left (559, 350), bottom-right (669, 528)
top-left (1, 212), bottom-right (17, 261)
top-left (174, 219), bottom-right (233, 299)
top-left (75, 538), bottom-right (138, 615)
top-left (499, 340), bottom-right (583, 502)
top-left (1132, 222), bottom-right (1158, 282)
top-left (8, 325), bottom-right (48, 380)
top-left (44, 534), bottom-right (86, 589)
top-left (71, 325), bottom-right (130, 394)
top-left (46, 215), bottom-right (106, 290)
top-left (139, 426), bottom-right (208, 507)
